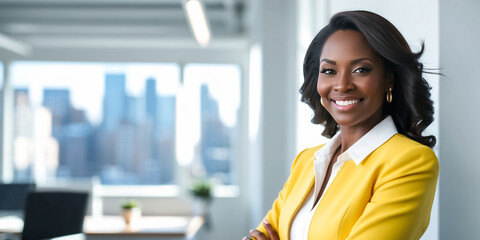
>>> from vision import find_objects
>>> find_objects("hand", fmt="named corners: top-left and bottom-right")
top-left (242, 219), bottom-right (280, 240)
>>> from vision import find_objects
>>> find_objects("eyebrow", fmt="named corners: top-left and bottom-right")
top-left (320, 57), bottom-right (373, 65)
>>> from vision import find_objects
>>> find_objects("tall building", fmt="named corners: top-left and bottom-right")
top-left (14, 89), bottom-right (33, 137)
top-left (156, 95), bottom-right (176, 183)
top-left (144, 78), bottom-right (158, 164)
top-left (42, 89), bottom-right (71, 171)
top-left (70, 107), bottom-right (88, 124)
top-left (14, 88), bottom-right (29, 105)
top-left (157, 95), bottom-right (176, 139)
top-left (126, 96), bottom-right (145, 125)
top-left (199, 84), bottom-right (231, 183)
top-left (102, 73), bottom-right (127, 130)
top-left (63, 122), bottom-right (93, 177)
top-left (114, 123), bottom-right (136, 184)
top-left (134, 121), bottom-right (155, 183)
top-left (14, 89), bottom-right (59, 182)
top-left (145, 77), bottom-right (157, 125)
top-left (13, 89), bottom-right (34, 181)
top-left (43, 89), bottom-right (71, 126)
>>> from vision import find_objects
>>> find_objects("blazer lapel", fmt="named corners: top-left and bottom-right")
top-left (278, 157), bottom-right (315, 239)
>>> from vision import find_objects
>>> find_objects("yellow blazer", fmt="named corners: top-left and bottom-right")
top-left (257, 134), bottom-right (439, 240)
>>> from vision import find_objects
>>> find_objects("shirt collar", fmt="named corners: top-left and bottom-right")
top-left (314, 116), bottom-right (398, 166)
top-left (345, 116), bottom-right (398, 165)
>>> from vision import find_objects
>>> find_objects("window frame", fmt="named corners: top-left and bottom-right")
top-left (0, 55), bottom-right (248, 201)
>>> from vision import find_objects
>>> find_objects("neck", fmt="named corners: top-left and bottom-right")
top-left (337, 114), bottom-right (384, 153)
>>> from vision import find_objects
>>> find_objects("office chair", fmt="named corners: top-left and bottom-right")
top-left (0, 183), bottom-right (36, 215)
top-left (21, 191), bottom-right (89, 240)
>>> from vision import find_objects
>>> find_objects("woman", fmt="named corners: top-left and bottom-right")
top-left (244, 10), bottom-right (439, 240)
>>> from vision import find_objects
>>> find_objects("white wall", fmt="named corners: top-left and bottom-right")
top-left (296, 0), bottom-right (330, 152)
top-left (245, 0), bottom-right (299, 230)
top-left (439, 0), bottom-right (480, 239)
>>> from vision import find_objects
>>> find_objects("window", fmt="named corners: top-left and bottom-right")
top-left (10, 62), bottom-right (179, 185)
top-left (7, 62), bottom-right (241, 186)
top-left (179, 64), bottom-right (241, 184)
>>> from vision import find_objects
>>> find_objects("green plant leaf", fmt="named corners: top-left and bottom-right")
top-left (121, 199), bottom-right (139, 209)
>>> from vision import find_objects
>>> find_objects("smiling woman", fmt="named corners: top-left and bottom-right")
top-left (317, 30), bottom-right (392, 140)
top-left (245, 10), bottom-right (438, 240)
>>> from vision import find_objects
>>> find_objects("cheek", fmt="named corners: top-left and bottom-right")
top-left (363, 77), bottom-right (387, 101)
top-left (316, 79), bottom-right (329, 97)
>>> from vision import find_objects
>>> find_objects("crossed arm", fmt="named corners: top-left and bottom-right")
top-left (242, 144), bottom-right (439, 240)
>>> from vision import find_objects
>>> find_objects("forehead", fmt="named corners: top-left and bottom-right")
top-left (320, 30), bottom-right (380, 61)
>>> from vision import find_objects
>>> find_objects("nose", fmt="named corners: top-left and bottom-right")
top-left (333, 72), bottom-right (355, 92)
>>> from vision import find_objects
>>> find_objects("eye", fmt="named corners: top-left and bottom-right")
top-left (320, 68), bottom-right (336, 75)
top-left (353, 67), bottom-right (371, 73)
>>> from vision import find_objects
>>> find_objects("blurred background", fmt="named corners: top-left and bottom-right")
top-left (0, 0), bottom-right (478, 239)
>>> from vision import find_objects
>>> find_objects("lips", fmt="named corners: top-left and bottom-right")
top-left (330, 98), bottom-right (363, 110)
top-left (334, 99), bottom-right (360, 106)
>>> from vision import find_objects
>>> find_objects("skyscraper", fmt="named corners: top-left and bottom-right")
top-left (156, 95), bottom-right (176, 183)
top-left (102, 73), bottom-right (127, 131)
top-left (199, 84), bottom-right (231, 183)
top-left (145, 77), bottom-right (157, 125)
top-left (14, 89), bottom-right (32, 137)
top-left (13, 88), bottom-right (35, 179)
top-left (63, 122), bottom-right (93, 177)
top-left (126, 96), bottom-right (145, 125)
top-left (14, 89), bottom-right (59, 182)
top-left (157, 95), bottom-right (176, 139)
top-left (42, 88), bottom-right (70, 172)
top-left (43, 89), bottom-right (71, 126)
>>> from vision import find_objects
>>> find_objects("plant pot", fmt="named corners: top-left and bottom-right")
top-left (192, 197), bottom-right (211, 216)
top-left (122, 207), bottom-right (141, 225)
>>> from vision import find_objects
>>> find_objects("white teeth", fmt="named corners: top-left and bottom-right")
top-left (335, 100), bottom-right (360, 106)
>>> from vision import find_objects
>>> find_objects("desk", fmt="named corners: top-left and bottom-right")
top-left (0, 216), bottom-right (204, 240)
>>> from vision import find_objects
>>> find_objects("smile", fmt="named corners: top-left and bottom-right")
top-left (333, 99), bottom-right (361, 106)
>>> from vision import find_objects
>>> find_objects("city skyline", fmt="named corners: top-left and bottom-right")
top-left (12, 72), bottom-right (234, 184)
top-left (10, 62), bottom-right (180, 125)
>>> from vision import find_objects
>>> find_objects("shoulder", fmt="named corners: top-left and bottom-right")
top-left (385, 134), bottom-right (434, 150)
top-left (372, 134), bottom-right (439, 176)
top-left (381, 134), bottom-right (437, 160)
top-left (289, 144), bottom-right (325, 172)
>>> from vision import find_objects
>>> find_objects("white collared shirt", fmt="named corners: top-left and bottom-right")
top-left (290, 116), bottom-right (398, 240)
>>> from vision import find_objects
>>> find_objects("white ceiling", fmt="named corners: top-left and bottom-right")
top-left (0, 0), bottom-right (249, 57)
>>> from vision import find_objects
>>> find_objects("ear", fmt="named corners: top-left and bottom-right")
top-left (385, 71), bottom-right (394, 90)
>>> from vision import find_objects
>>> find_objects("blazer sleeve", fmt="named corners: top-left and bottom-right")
top-left (255, 148), bottom-right (310, 238)
top-left (345, 145), bottom-right (439, 240)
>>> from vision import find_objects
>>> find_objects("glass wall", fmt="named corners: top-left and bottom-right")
top-left (180, 64), bottom-right (241, 184)
top-left (7, 61), bottom-right (241, 185)
top-left (10, 62), bottom-right (178, 184)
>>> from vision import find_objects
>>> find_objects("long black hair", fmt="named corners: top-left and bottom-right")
top-left (300, 10), bottom-right (436, 148)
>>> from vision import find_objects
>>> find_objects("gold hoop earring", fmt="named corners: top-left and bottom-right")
top-left (321, 97), bottom-right (324, 107)
top-left (386, 88), bottom-right (393, 103)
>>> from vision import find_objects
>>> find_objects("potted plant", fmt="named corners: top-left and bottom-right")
top-left (121, 199), bottom-right (141, 225)
top-left (189, 179), bottom-right (213, 216)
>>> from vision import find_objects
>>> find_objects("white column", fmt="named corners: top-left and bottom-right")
top-left (1, 61), bottom-right (14, 182)
top-left (247, 0), bottom-right (299, 223)
top-left (439, 0), bottom-right (480, 239)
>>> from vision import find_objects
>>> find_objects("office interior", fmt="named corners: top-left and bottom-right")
top-left (0, 0), bottom-right (478, 239)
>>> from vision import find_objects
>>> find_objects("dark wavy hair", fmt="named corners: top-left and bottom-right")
top-left (300, 10), bottom-right (436, 148)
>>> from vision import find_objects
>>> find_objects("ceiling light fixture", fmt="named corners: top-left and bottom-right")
top-left (0, 32), bottom-right (31, 56)
top-left (184, 0), bottom-right (211, 47)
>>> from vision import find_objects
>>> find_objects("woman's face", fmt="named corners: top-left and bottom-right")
top-left (317, 30), bottom-right (392, 131)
